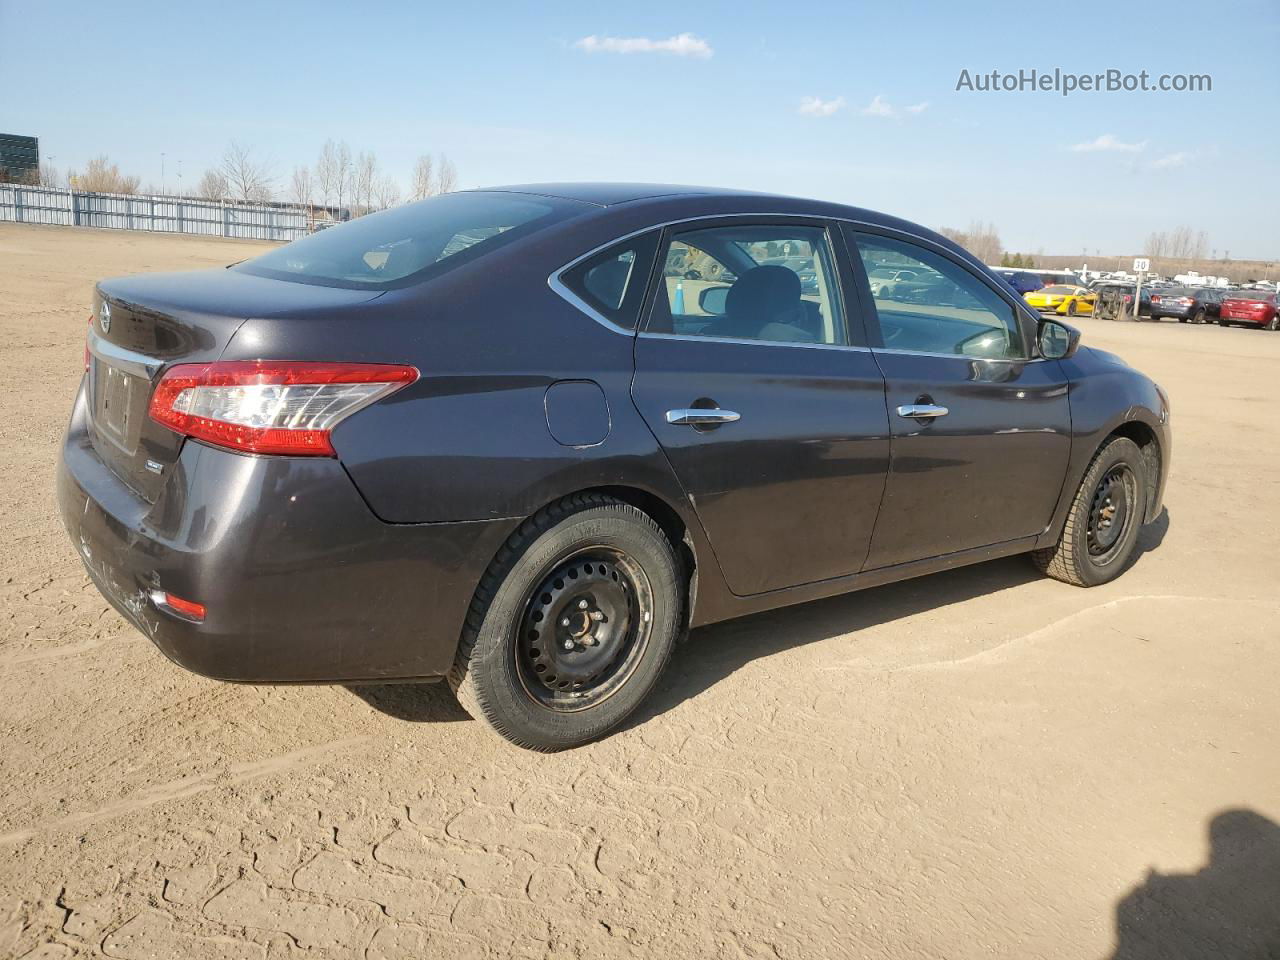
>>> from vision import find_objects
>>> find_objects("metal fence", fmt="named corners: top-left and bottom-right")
top-left (0, 184), bottom-right (307, 241)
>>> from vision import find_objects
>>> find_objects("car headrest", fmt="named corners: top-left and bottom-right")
top-left (725, 266), bottom-right (803, 325)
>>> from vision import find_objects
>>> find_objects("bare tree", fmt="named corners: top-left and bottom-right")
top-left (436, 154), bottom-right (458, 194)
top-left (315, 141), bottom-right (338, 210)
top-left (374, 175), bottom-right (401, 210)
top-left (290, 166), bottom-right (313, 207)
top-left (219, 142), bottom-right (275, 202)
top-left (69, 155), bottom-right (141, 194)
top-left (316, 140), bottom-right (354, 218)
top-left (938, 221), bottom-right (1001, 264)
top-left (38, 162), bottom-right (61, 188)
top-left (353, 152), bottom-right (379, 215)
top-left (195, 169), bottom-right (229, 201)
top-left (410, 155), bottom-right (435, 201)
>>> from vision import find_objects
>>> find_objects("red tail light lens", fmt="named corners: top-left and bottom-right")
top-left (149, 361), bottom-right (418, 456)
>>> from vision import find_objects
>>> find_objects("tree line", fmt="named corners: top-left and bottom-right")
top-left (16, 142), bottom-right (460, 218)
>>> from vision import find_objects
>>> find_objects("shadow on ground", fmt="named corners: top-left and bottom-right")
top-left (346, 680), bottom-right (470, 723)
top-left (353, 509), bottom-right (1168, 728)
top-left (1110, 808), bottom-right (1280, 959)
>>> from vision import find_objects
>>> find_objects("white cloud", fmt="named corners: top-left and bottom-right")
top-left (574, 32), bottom-right (713, 58)
top-left (905, 101), bottom-right (930, 114)
top-left (1070, 133), bottom-right (1147, 153)
top-left (799, 95), bottom-right (846, 117)
top-left (861, 94), bottom-right (896, 117)
top-left (1152, 151), bottom-right (1191, 169)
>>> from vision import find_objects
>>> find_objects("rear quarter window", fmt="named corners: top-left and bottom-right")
top-left (236, 192), bottom-right (581, 289)
top-left (558, 232), bottom-right (660, 330)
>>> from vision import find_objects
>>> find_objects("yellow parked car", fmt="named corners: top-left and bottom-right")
top-left (1024, 285), bottom-right (1095, 316)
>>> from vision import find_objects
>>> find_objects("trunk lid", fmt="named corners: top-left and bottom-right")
top-left (88, 268), bottom-right (382, 500)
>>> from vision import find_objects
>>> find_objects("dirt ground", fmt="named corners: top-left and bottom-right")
top-left (1, 222), bottom-right (1277, 959)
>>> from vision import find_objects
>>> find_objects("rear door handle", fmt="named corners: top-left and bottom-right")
top-left (896, 403), bottom-right (949, 419)
top-left (666, 408), bottom-right (741, 426)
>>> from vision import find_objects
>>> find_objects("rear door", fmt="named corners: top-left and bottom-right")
top-left (630, 218), bottom-right (890, 596)
top-left (843, 226), bottom-right (1072, 570)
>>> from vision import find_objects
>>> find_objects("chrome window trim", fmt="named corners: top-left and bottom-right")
top-left (547, 211), bottom-right (1039, 355)
top-left (638, 331), bottom-right (873, 353)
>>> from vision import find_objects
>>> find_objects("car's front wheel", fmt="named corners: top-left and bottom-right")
top-left (449, 493), bottom-right (683, 751)
top-left (1031, 437), bottom-right (1148, 587)
top-left (1191, 309), bottom-right (1206, 324)
top-left (1267, 314), bottom-right (1280, 331)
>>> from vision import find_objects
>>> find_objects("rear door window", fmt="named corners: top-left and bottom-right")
top-left (646, 223), bottom-right (847, 345)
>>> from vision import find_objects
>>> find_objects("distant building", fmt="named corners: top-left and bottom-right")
top-left (0, 133), bottom-right (39, 183)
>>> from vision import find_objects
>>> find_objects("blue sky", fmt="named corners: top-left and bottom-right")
top-left (3, 0), bottom-right (1277, 259)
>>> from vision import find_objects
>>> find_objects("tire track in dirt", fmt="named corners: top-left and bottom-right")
top-left (0, 737), bottom-right (368, 846)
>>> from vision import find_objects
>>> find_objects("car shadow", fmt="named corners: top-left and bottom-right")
top-left (346, 680), bottom-right (470, 723)
top-left (628, 507), bottom-right (1170, 731)
top-left (350, 508), bottom-right (1169, 729)
top-left (1108, 808), bottom-right (1280, 959)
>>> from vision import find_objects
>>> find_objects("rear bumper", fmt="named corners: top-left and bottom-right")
top-left (58, 381), bottom-right (517, 682)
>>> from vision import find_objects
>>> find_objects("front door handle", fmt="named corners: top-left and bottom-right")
top-left (896, 403), bottom-right (949, 419)
top-left (666, 408), bottom-right (741, 426)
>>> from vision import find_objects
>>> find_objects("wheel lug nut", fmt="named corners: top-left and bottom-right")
top-left (561, 618), bottom-right (570, 627)
top-left (589, 611), bottom-right (604, 621)
top-left (563, 639), bottom-right (574, 651)
top-left (578, 599), bottom-right (589, 609)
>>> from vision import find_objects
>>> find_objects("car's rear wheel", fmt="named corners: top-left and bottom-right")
top-left (449, 493), bottom-right (682, 751)
top-left (1267, 315), bottom-right (1280, 331)
top-left (1192, 309), bottom-right (1206, 324)
top-left (1031, 437), bottom-right (1148, 587)
top-left (1066, 301), bottom-right (1078, 317)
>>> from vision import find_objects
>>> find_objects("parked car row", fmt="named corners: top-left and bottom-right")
top-left (1018, 278), bottom-right (1279, 330)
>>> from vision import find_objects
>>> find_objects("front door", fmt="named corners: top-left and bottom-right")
top-left (630, 219), bottom-right (890, 596)
top-left (846, 227), bottom-right (1073, 570)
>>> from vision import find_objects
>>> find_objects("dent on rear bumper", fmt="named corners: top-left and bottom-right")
top-left (58, 384), bottom-right (517, 682)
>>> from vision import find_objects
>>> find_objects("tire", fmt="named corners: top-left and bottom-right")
top-left (1031, 437), bottom-right (1148, 587)
top-left (448, 493), bottom-right (682, 751)
top-left (1191, 309), bottom-right (1206, 324)
top-left (1267, 315), bottom-right (1280, 331)
top-left (1066, 301), bottom-right (1078, 317)
top-left (1218, 319), bottom-right (1230, 327)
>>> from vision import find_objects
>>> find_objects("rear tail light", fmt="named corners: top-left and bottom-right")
top-left (1178, 297), bottom-right (1194, 306)
top-left (149, 361), bottom-right (418, 456)
top-left (1151, 295), bottom-right (1161, 303)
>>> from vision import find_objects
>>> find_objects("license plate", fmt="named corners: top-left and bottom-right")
top-left (97, 362), bottom-right (138, 450)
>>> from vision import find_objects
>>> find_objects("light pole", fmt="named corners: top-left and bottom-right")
top-left (161, 152), bottom-right (166, 195)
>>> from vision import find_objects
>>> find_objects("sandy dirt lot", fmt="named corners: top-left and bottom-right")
top-left (1, 222), bottom-right (1277, 959)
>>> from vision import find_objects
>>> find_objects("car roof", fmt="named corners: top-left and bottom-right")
top-left (474, 182), bottom-right (779, 206)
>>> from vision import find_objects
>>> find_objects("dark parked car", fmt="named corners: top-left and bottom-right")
top-left (59, 184), bottom-right (1171, 750)
top-left (996, 269), bottom-right (1045, 295)
top-left (1149, 287), bottom-right (1224, 323)
top-left (1218, 291), bottom-right (1280, 329)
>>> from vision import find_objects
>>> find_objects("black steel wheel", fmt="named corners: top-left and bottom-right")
top-left (1031, 436), bottom-right (1149, 586)
top-left (449, 493), bottom-right (682, 751)
top-left (516, 549), bottom-right (653, 712)
top-left (1085, 464), bottom-right (1138, 567)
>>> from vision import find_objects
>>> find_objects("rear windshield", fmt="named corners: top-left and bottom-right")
top-left (235, 192), bottom-right (577, 289)
top-left (1226, 291), bottom-right (1275, 302)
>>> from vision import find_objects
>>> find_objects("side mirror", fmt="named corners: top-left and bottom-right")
top-left (698, 285), bottom-right (729, 316)
top-left (1038, 319), bottom-right (1081, 360)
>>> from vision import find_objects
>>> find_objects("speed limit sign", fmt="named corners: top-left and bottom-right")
top-left (1133, 258), bottom-right (1151, 272)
